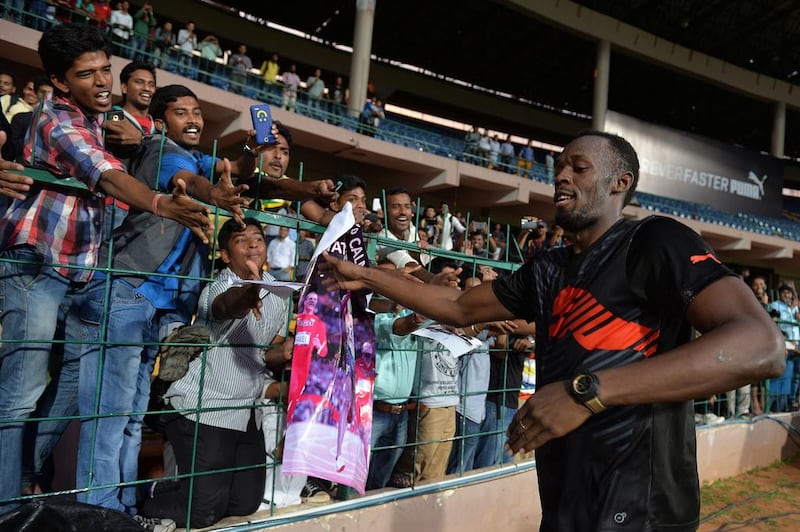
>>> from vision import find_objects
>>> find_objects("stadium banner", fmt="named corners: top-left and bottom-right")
top-left (605, 110), bottom-right (783, 217)
top-left (283, 204), bottom-right (376, 495)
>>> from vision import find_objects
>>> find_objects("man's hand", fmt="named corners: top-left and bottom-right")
top-left (280, 337), bottom-right (294, 363)
top-left (0, 132), bottom-right (31, 201)
top-left (485, 320), bottom-right (518, 334)
top-left (394, 263), bottom-right (426, 284)
top-left (479, 265), bottom-right (498, 281)
top-left (361, 217), bottom-right (383, 234)
top-left (512, 336), bottom-right (535, 352)
top-left (311, 179), bottom-right (338, 203)
top-left (430, 267), bottom-right (462, 288)
top-left (265, 336), bottom-right (294, 370)
top-left (209, 158), bottom-right (250, 225)
top-left (158, 178), bottom-right (212, 243)
top-left (102, 118), bottom-right (143, 156)
top-left (242, 258), bottom-right (263, 320)
top-left (504, 380), bottom-right (591, 456)
top-left (321, 251), bottom-right (370, 291)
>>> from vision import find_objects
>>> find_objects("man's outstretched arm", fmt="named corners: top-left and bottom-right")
top-left (323, 251), bottom-right (514, 326)
top-left (99, 169), bottom-right (212, 243)
top-left (243, 174), bottom-right (337, 203)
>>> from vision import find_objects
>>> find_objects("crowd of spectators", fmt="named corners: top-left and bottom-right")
top-left (3, 1), bottom-right (560, 176)
top-left (464, 125), bottom-right (555, 180)
top-left (695, 272), bottom-right (800, 425)
top-left (0, 18), bottom-right (559, 530)
top-left (1, 7), bottom-right (800, 532)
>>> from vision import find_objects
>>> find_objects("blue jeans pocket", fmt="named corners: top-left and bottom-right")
top-left (111, 281), bottom-right (145, 305)
top-left (0, 246), bottom-right (45, 290)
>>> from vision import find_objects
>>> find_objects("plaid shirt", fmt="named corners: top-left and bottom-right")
top-left (0, 95), bottom-right (124, 282)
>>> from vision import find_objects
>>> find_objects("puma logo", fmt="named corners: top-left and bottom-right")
top-left (690, 252), bottom-right (721, 264)
top-left (747, 171), bottom-right (768, 197)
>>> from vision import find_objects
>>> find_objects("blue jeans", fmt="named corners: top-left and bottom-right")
top-left (27, 0), bottom-right (51, 30)
top-left (153, 47), bottom-right (172, 70)
top-left (767, 357), bottom-right (795, 412)
top-left (268, 267), bottom-right (292, 281)
top-left (129, 33), bottom-right (148, 61)
top-left (473, 401), bottom-right (517, 469)
top-left (0, 246), bottom-right (93, 514)
top-left (366, 408), bottom-right (408, 490)
top-left (76, 279), bottom-right (160, 514)
top-left (22, 323), bottom-right (83, 491)
top-left (178, 53), bottom-right (196, 79)
top-left (790, 354), bottom-right (800, 408)
top-left (2, 0), bottom-right (24, 24)
top-left (447, 412), bottom-right (482, 474)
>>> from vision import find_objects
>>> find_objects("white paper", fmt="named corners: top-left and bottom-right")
top-left (231, 279), bottom-right (307, 298)
top-left (411, 324), bottom-right (483, 358)
top-left (311, 202), bottom-right (356, 262)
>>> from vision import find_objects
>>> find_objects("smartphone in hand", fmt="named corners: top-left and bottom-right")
top-left (250, 104), bottom-right (275, 145)
top-left (105, 109), bottom-right (125, 122)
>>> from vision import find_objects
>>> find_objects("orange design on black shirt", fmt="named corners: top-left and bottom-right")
top-left (689, 252), bottom-right (721, 264)
top-left (549, 286), bottom-right (659, 356)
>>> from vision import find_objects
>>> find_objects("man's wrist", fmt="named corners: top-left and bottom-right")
top-left (568, 373), bottom-right (606, 414)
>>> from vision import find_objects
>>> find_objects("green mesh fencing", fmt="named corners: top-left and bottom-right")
top-left (1, 7), bottom-right (795, 529)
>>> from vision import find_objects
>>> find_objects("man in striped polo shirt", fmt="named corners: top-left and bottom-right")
top-left (142, 217), bottom-right (292, 529)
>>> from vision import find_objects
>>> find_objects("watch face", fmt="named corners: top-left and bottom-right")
top-left (573, 374), bottom-right (593, 395)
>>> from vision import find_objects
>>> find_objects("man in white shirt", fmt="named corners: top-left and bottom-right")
top-left (375, 187), bottom-right (459, 287)
top-left (375, 187), bottom-right (419, 271)
top-left (142, 218), bottom-right (291, 529)
top-left (267, 225), bottom-right (296, 281)
top-left (109, 1), bottom-right (134, 58)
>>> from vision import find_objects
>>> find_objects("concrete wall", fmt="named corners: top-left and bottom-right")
top-left (259, 415), bottom-right (799, 532)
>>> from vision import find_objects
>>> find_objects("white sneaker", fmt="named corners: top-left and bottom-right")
top-left (702, 413), bottom-right (725, 425)
top-left (133, 514), bottom-right (177, 532)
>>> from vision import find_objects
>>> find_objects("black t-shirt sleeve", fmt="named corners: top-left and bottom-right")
top-left (491, 258), bottom-right (538, 322)
top-left (626, 217), bottom-right (733, 315)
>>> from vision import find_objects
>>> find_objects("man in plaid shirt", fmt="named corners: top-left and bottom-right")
top-left (0, 23), bottom-right (211, 518)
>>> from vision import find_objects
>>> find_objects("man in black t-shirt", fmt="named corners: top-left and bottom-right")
top-left (323, 131), bottom-right (785, 531)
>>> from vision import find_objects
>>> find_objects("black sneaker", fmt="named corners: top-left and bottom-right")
top-left (133, 514), bottom-right (177, 532)
top-left (301, 479), bottom-right (331, 503)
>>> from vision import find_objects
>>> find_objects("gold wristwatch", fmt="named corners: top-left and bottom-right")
top-left (568, 373), bottom-right (606, 414)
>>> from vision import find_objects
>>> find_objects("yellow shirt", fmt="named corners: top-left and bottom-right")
top-left (1, 95), bottom-right (32, 122)
top-left (260, 60), bottom-right (280, 84)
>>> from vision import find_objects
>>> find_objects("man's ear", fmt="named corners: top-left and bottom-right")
top-left (611, 172), bottom-right (633, 196)
top-left (50, 75), bottom-right (70, 96)
top-left (154, 119), bottom-right (165, 132)
top-left (220, 249), bottom-right (231, 265)
top-left (329, 199), bottom-right (342, 213)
